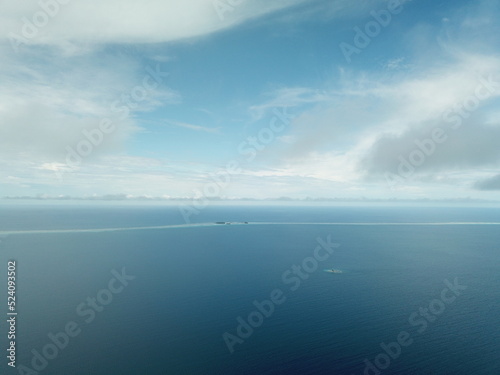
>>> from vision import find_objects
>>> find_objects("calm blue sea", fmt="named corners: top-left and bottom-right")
top-left (1, 204), bottom-right (499, 374)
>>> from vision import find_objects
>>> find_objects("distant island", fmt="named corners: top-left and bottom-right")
top-left (215, 222), bottom-right (249, 225)
top-left (325, 269), bottom-right (343, 274)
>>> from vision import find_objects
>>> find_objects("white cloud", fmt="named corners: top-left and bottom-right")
top-left (0, 42), bottom-right (180, 165)
top-left (0, 0), bottom-right (310, 50)
top-left (249, 87), bottom-right (331, 121)
top-left (244, 48), bottom-right (500, 197)
top-left (2, 0), bottom-right (500, 200)
top-left (164, 119), bottom-right (221, 134)
top-left (0, 0), bottom-right (315, 198)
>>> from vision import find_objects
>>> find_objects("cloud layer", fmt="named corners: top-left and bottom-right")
top-left (1, 0), bottom-right (309, 48)
top-left (2, 0), bottom-right (500, 201)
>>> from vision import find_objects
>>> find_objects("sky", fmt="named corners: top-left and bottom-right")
top-left (1, 0), bottom-right (500, 201)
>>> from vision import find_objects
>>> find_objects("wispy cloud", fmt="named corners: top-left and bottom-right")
top-left (2, 0), bottom-right (500, 201)
top-left (0, 0), bottom-right (310, 49)
top-left (164, 120), bottom-right (221, 134)
top-left (475, 174), bottom-right (500, 190)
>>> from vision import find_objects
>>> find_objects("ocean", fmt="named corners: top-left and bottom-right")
top-left (1, 204), bottom-right (499, 374)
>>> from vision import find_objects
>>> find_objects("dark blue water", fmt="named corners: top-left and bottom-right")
top-left (0, 204), bottom-right (499, 374)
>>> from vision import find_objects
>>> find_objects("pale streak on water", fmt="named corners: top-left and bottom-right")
top-left (2, 221), bottom-right (500, 236)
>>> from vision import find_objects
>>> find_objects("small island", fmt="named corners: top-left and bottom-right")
top-left (325, 269), bottom-right (343, 274)
top-left (214, 222), bottom-right (249, 225)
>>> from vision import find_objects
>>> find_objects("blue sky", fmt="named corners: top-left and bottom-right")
top-left (1, 0), bottom-right (500, 200)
